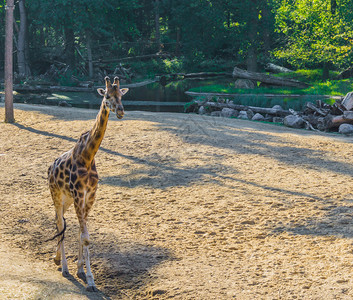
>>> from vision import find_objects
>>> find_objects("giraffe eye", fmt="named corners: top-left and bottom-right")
top-left (105, 94), bottom-right (110, 99)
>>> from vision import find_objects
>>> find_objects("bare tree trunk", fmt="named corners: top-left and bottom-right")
top-left (64, 26), bottom-right (75, 69)
top-left (331, 0), bottom-right (337, 14)
top-left (262, 2), bottom-right (271, 59)
top-left (154, 0), bottom-right (161, 52)
top-left (323, 62), bottom-right (330, 81)
top-left (86, 31), bottom-right (94, 79)
top-left (246, 3), bottom-right (258, 72)
top-left (17, 0), bottom-right (30, 77)
top-left (175, 27), bottom-right (181, 56)
top-left (4, 0), bottom-right (15, 123)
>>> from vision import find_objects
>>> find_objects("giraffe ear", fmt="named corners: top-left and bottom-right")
top-left (97, 88), bottom-right (105, 96)
top-left (120, 88), bottom-right (129, 96)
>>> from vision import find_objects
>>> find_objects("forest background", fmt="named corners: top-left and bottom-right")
top-left (1, 0), bottom-right (353, 84)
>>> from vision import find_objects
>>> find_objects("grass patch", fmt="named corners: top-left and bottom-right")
top-left (189, 69), bottom-right (353, 96)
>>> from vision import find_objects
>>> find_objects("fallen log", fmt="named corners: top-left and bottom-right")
top-left (305, 102), bottom-right (330, 116)
top-left (323, 111), bottom-right (353, 129)
top-left (232, 67), bottom-right (309, 88)
top-left (93, 53), bottom-right (171, 63)
top-left (185, 91), bottom-right (342, 100)
top-left (341, 92), bottom-right (353, 110)
top-left (195, 101), bottom-right (292, 116)
top-left (13, 79), bottom-right (156, 93)
top-left (13, 85), bottom-right (95, 92)
top-left (181, 72), bottom-right (232, 78)
top-left (265, 63), bottom-right (294, 74)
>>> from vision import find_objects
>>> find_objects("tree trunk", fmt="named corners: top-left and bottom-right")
top-left (154, 0), bottom-right (161, 52)
top-left (86, 31), bottom-right (94, 79)
top-left (246, 3), bottom-right (258, 72)
top-left (17, 0), bottom-right (30, 77)
top-left (322, 62), bottom-right (330, 81)
top-left (233, 67), bottom-right (309, 88)
top-left (331, 0), bottom-right (337, 14)
top-left (64, 26), bottom-right (75, 69)
top-left (262, 2), bottom-right (271, 59)
top-left (4, 0), bottom-right (15, 123)
top-left (175, 27), bottom-right (181, 56)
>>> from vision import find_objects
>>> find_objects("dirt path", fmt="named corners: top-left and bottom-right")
top-left (1, 103), bottom-right (353, 299)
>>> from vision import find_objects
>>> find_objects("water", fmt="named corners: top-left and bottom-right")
top-left (14, 78), bottom-right (234, 112)
top-left (13, 77), bottom-right (337, 112)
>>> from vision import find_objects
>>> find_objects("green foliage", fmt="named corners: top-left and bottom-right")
top-left (2, 0), bottom-right (353, 85)
top-left (276, 69), bottom-right (339, 83)
top-left (273, 0), bottom-right (353, 69)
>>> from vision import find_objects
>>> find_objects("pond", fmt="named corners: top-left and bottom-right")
top-left (13, 77), bottom-right (338, 113)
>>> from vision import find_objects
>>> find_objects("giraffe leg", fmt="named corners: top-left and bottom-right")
top-left (49, 186), bottom-right (70, 277)
top-left (84, 243), bottom-right (97, 292)
top-left (77, 230), bottom-right (86, 282)
top-left (74, 192), bottom-right (97, 291)
top-left (55, 209), bottom-right (70, 277)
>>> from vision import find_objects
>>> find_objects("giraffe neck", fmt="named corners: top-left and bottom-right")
top-left (78, 100), bottom-right (110, 166)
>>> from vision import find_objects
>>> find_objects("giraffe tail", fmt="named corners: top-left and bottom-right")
top-left (45, 217), bottom-right (66, 244)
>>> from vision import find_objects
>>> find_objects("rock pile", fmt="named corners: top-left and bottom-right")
top-left (188, 91), bottom-right (353, 135)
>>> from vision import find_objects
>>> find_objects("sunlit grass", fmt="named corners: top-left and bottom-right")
top-left (189, 69), bottom-right (353, 96)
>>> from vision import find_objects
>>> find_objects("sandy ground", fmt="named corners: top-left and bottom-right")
top-left (1, 103), bottom-right (353, 299)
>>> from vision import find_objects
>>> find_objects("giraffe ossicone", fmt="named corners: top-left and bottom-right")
top-left (47, 76), bottom-right (129, 291)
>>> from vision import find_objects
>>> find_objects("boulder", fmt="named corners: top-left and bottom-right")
top-left (199, 106), bottom-right (206, 115)
top-left (252, 113), bottom-right (265, 121)
top-left (273, 117), bottom-right (284, 123)
top-left (58, 100), bottom-right (72, 107)
top-left (246, 109), bottom-right (255, 119)
top-left (234, 79), bottom-right (256, 89)
top-left (283, 115), bottom-right (305, 128)
top-left (210, 111), bottom-right (221, 117)
top-left (339, 123), bottom-right (353, 135)
top-left (272, 105), bottom-right (283, 111)
top-left (221, 108), bottom-right (236, 118)
top-left (238, 111), bottom-right (249, 119)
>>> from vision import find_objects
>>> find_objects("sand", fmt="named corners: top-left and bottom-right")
top-left (1, 103), bottom-right (353, 299)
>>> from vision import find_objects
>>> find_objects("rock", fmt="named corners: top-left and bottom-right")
top-left (339, 124), bottom-right (353, 135)
top-left (221, 108), bottom-right (236, 118)
top-left (58, 100), bottom-right (72, 107)
top-left (211, 111), bottom-right (221, 117)
top-left (199, 106), bottom-right (206, 115)
top-left (246, 109), bottom-right (254, 119)
top-left (252, 113), bottom-right (264, 121)
top-left (283, 115), bottom-right (305, 128)
top-left (234, 79), bottom-right (256, 89)
top-left (273, 117), bottom-right (284, 123)
top-left (264, 114), bottom-right (273, 122)
top-left (238, 111), bottom-right (248, 119)
top-left (272, 104), bottom-right (283, 111)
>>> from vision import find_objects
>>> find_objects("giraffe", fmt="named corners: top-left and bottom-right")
top-left (47, 76), bottom-right (129, 291)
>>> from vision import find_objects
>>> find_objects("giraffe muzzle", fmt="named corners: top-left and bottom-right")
top-left (117, 106), bottom-right (124, 119)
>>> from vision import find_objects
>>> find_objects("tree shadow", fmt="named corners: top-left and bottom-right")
top-left (145, 113), bottom-right (353, 178)
top-left (4, 206), bottom-right (173, 299)
top-left (273, 203), bottom-right (353, 239)
top-left (0, 274), bottom-right (111, 300)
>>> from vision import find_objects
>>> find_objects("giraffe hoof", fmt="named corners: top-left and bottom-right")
top-left (86, 285), bottom-right (98, 292)
top-left (53, 258), bottom-right (61, 266)
top-left (62, 270), bottom-right (70, 278)
top-left (77, 271), bottom-right (87, 283)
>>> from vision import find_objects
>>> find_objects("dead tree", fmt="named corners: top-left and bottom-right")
top-left (4, 0), bottom-right (15, 123)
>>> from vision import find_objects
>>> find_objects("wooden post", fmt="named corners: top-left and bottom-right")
top-left (4, 0), bottom-right (15, 123)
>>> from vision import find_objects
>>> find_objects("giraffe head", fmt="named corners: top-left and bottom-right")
top-left (97, 76), bottom-right (129, 119)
